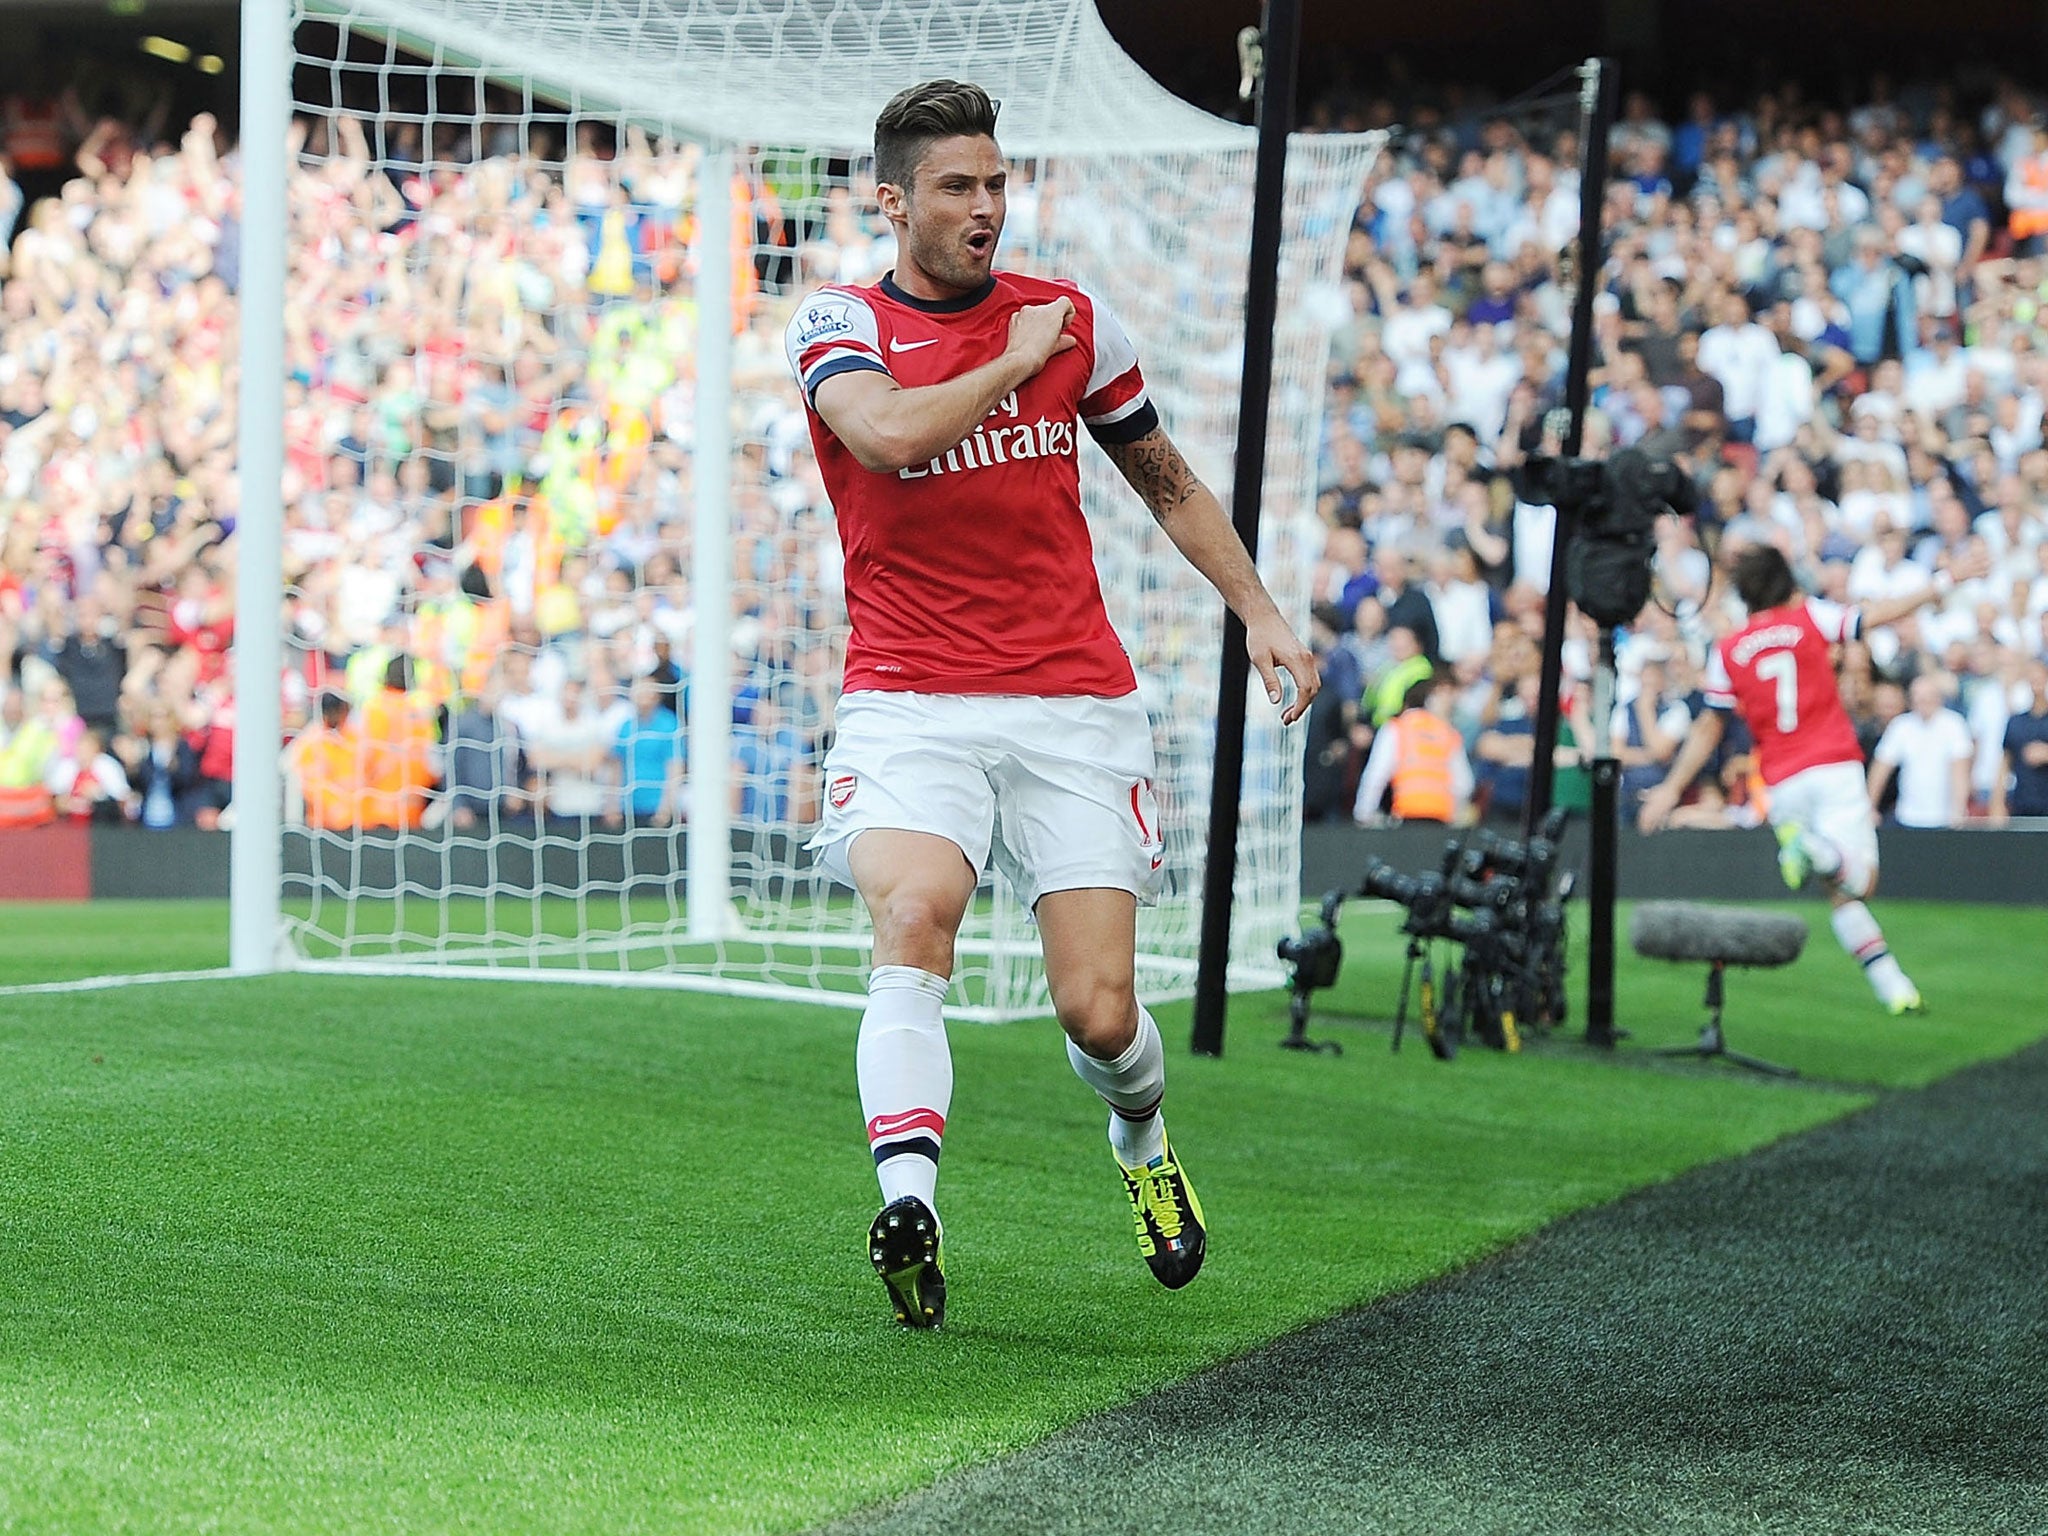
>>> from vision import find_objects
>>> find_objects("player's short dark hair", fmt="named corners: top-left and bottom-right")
top-left (874, 80), bottom-right (999, 194)
top-left (1731, 545), bottom-right (1798, 613)
top-left (318, 691), bottom-right (349, 727)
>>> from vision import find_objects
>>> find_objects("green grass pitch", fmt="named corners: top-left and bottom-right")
top-left (0, 897), bottom-right (2041, 1533)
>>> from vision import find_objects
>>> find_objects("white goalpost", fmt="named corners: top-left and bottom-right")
top-left (234, 0), bottom-right (1381, 1019)
top-left (231, 0), bottom-right (292, 972)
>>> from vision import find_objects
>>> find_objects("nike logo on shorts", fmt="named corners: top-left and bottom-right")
top-left (889, 337), bottom-right (939, 352)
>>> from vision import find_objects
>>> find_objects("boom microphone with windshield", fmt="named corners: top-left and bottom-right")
top-left (1630, 903), bottom-right (1809, 1075)
top-left (1629, 903), bottom-right (1809, 969)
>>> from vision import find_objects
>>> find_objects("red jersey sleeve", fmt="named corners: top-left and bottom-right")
top-left (1075, 284), bottom-right (1158, 445)
top-left (784, 288), bottom-right (892, 406)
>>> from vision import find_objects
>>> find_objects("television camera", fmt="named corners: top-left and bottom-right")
top-left (1517, 446), bottom-right (1697, 628)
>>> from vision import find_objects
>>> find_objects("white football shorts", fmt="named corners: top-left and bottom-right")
top-left (810, 691), bottom-right (1167, 911)
top-left (1766, 759), bottom-right (1879, 883)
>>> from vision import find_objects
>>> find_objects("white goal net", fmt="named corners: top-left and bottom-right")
top-left (259, 0), bottom-right (1380, 1017)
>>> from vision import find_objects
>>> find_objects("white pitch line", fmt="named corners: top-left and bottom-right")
top-left (0, 968), bottom-right (244, 998)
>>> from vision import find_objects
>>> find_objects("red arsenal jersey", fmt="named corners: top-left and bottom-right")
top-left (1703, 598), bottom-right (1865, 783)
top-left (783, 269), bottom-right (1156, 697)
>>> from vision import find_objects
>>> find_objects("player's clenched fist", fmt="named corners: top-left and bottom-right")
top-left (1005, 297), bottom-right (1078, 372)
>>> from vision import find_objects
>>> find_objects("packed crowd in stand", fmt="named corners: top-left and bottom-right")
top-left (1308, 77), bottom-right (2048, 829)
top-left (0, 105), bottom-right (844, 831)
top-left (2, 73), bottom-right (2047, 833)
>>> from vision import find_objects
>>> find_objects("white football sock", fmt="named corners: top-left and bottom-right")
top-left (1831, 901), bottom-right (1909, 1000)
top-left (1067, 1004), bottom-right (1167, 1169)
top-left (858, 965), bottom-right (952, 1217)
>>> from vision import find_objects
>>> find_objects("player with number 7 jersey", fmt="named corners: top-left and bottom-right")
top-left (1639, 544), bottom-right (1980, 1015)
top-left (1702, 593), bottom-right (1865, 783)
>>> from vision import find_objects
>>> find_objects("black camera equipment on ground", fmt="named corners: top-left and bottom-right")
top-left (1364, 836), bottom-right (1473, 1059)
top-left (1275, 889), bottom-right (1347, 1055)
top-left (1274, 811), bottom-right (1576, 1060)
top-left (1447, 814), bottom-right (1578, 1050)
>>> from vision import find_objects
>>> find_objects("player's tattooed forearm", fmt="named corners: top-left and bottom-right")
top-left (1104, 429), bottom-right (1204, 523)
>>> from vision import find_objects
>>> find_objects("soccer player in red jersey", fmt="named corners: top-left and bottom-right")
top-left (1638, 544), bottom-right (1979, 1014)
top-left (783, 81), bottom-right (1318, 1327)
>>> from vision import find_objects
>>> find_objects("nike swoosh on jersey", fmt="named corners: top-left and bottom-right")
top-left (888, 337), bottom-right (939, 352)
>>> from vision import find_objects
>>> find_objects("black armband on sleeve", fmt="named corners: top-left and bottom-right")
top-left (1084, 401), bottom-right (1159, 446)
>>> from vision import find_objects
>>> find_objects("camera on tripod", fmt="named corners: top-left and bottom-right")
top-left (1276, 894), bottom-right (1345, 993)
top-left (1455, 809), bottom-right (1571, 916)
top-left (1274, 810), bottom-right (1576, 1060)
top-left (1363, 855), bottom-right (1500, 956)
top-left (1275, 890), bottom-right (1348, 1054)
top-left (1360, 836), bottom-right (1462, 939)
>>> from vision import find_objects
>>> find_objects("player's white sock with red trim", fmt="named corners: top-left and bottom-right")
top-left (858, 965), bottom-right (952, 1216)
top-left (1067, 1005), bottom-right (1167, 1170)
top-left (1830, 901), bottom-right (1910, 1002)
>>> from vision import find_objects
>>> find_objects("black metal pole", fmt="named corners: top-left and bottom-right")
top-left (1190, 0), bottom-right (1299, 1058)
top-left (1523, 57), bottom-right (1618, 840)
top-left (1586, 629), bottom-right (1619, 1046)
